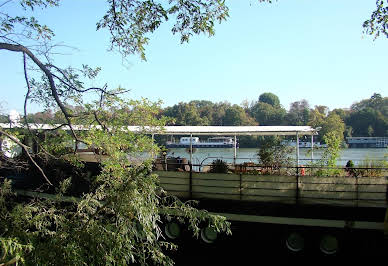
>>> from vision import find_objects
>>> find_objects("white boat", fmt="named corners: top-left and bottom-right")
top-left (281, 140), bottom-right (327, 148)
top-left (166, 136), bottom-right (237, 148)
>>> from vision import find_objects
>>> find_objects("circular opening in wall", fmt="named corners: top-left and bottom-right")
top-left (320, 234), bottom-right (339, 255)
top-left (164, 222), bottom-right (181, 240)
top-left (285, 232), bottom-right (305, 252)
top-left (200, 227), bottom-right (217, 244)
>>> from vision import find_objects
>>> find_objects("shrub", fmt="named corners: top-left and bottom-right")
top-left (209, 159), bottom-right (229, 173)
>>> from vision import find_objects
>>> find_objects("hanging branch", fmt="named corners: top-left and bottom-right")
top-left (0, 127), bottom-right (53, 186)
top-left (0, 42), bottom-right (78, 141)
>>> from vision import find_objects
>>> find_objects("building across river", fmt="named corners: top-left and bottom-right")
top-left (346, 137), bottom-right (388, 148)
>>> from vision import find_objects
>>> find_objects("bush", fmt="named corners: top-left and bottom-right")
top-left (257, 136), bottom-right (293, 171)
top-left (355, 158), bottom-right (386, 177)
top-left (209, 159), bottom-right (229, 173)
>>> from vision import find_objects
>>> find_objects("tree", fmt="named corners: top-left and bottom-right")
top-left (0, 1), bottom-right (234, 264)
top-left (258, 92), bottom-right (281, 107)
top-left (163, 102), bottom-right (207, 125)
top-left (331, 108), bottom-right (350, 123)
top-left (316, 131), bottom-right (342, 176)
top-left (308, 106), bottom-right (346, 143)
top-left (223, 104), bottom-right (257, 126)
top-left (257, 136), bottom-right (293, 174)
top-left (286, 99), bottom-right (310, 126)
top-left (320, 113), bottom-right (346, 143)
top-left (250, 101), bottom-right (286, 126)
top-left (346, 94), bottom-right (388, 137)
top-left (248, 92), bottom-right (286, 125)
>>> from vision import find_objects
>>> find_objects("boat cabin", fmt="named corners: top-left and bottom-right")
top-left (179, 137), bottom-right (200, 144)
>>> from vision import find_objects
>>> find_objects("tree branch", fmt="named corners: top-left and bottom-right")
top-left (0, 42), bottom-right (78, 140)
top-left (0, 127), bottom-right (53, 186)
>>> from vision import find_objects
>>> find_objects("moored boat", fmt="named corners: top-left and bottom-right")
top-left (166, 136), bottom-right (237, 148)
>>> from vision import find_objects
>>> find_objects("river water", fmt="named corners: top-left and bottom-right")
top-left (166, 147), bottom-right (387, 167)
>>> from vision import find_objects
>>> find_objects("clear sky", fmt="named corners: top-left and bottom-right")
top-left (1, 0), bottom-right (387, 115)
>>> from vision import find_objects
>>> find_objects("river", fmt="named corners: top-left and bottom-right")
top-left (166, 147), bottom-right (387, 167)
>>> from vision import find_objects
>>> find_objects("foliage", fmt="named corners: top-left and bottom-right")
top-left (208, 159), bottom-right (229, 173)
top-left (0, 168), bottom-right (230, 265)
top-left (346, 94), bottom-right (388, 137)
top-left (258, 92), bottom-right (281, 107)
top-left (314, 132), bottom-right (343, 176)
top-left (363, 0), bottom-right (388, 39)
top-left (27, 92), bottom-right (388, 149)
top-left (345, 160), bottom-right (356, 177)
top-left (250, 102), bottom-right (286, 126)
top-left (163, 101), bottom-right (256, 127)
top-left (320, 113), bottom-right (345, 143)
top-left (308, 106), bottom-right (346, 143)
top-left (95, 0), bottom-right (231, 59)
top-left (0, 180), bottom-right (33, 265)
top-left (223, 104), bottom-right (257, 126)
top-left (0, 1), bottom-right (236, 264)
top-left (257, 136), bottom-right (293, 173)
top-left (354, 157), bottom-right (387, 177)
top-left (0, 98), bottom-right (231, 265)
top-left (286, 100), bottom-right (310, 126)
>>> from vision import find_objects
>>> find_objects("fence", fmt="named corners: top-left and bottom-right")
top-left (154, 163), bottom-right (388, 208)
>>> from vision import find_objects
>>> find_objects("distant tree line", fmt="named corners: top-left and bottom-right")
top-left (162, 92), bottom-right (387, 146)
top-left (1, 93), bottom-right (387, 147)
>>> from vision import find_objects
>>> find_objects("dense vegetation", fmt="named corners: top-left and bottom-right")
top-left (0, 1), bottom-right (234, 265)
top-left (164, 92), bottom-right (387, 138)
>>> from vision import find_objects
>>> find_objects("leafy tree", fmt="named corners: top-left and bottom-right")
top-left (258, 92), bottom-right (281, 107)
top-left (257, 136), bottom-right (293, 174)
top-left (190, 100), bottom-right (215, 124)
top-left (249, 93), bottom-right (286, 125)
top-left (163, 102), bottom-right (206, 126)
top-left (331, 108), bottom-right (350, 122)
top-left (320, 113), bottom-right (345, 142)
top-left (250, 101), bottom-right (286, 126)
top-left (210, 102), bottom-right (229, 125)
top-left (286, 99), bottom-right (310, 126)
top-left (307, 106), bottom-right (346, 143)
top-left (0, 0), bottom-right (235, 264)
top-left (346, 94), bottom-right (388, 137)
top-left (315, 132), bottom-right (343, 176)
top-left (223, 104), bottom-right (257, 126)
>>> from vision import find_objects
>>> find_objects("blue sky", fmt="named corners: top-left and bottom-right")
top-left (1, 0), bottom-right (387, 115)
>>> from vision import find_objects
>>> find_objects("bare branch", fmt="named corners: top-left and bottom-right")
top-left (0, 42), bottom-right (79, 140)
top-left (0, 0), bottom-right (13, 8)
